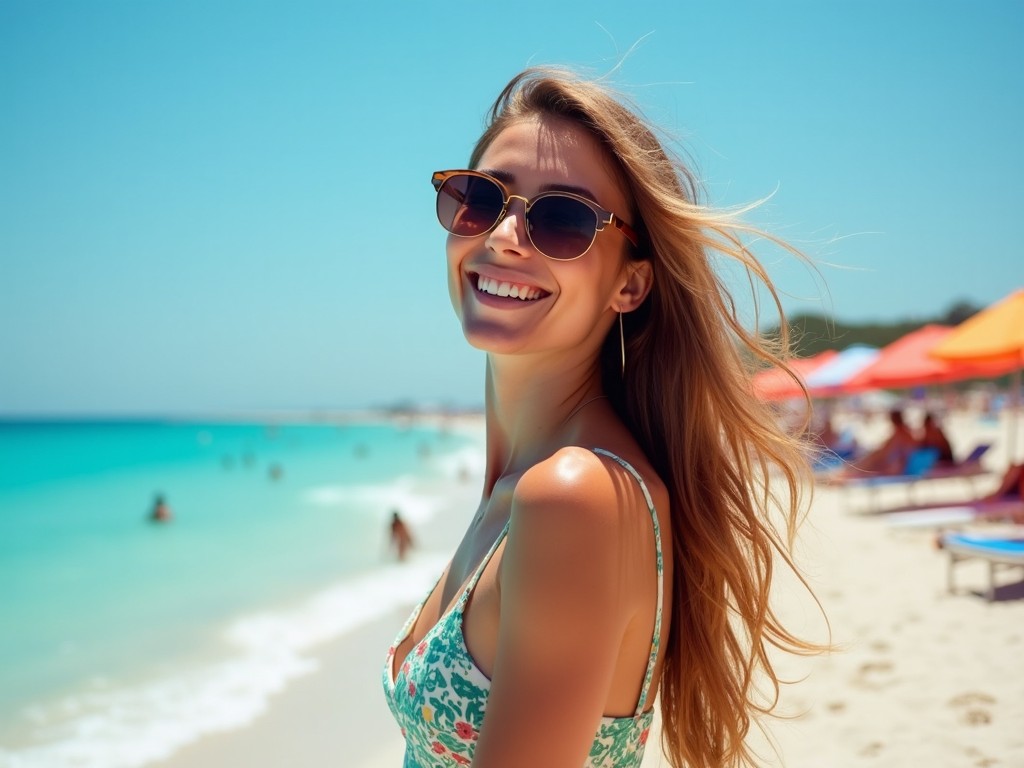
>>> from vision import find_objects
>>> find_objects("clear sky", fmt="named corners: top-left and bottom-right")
top-left (2, 1), bottom-right (1021, 415)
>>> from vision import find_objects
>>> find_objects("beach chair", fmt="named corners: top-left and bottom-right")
top-left (941, 532), bottom-right (1024, 601)
top-left (833, 445), bottom-right (1000, 514)
top-left (919, 443), bottom-right (992, 493)
top-left (884, 498), bottom-right (1024, 529)
top-left (826, 448), bottom-right (941, 513)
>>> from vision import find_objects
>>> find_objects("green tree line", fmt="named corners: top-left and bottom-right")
top-left (764, 300), bottom-right (981, 357)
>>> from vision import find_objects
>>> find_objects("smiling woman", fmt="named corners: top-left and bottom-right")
top-left (381, 67), bottom-right (823, 768)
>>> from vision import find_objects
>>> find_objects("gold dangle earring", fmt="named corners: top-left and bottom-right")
top-left (619, 311), bottom-right (626, 375)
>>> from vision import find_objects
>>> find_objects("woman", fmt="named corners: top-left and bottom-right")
top-left (383, 68), bottom-right (819, 768)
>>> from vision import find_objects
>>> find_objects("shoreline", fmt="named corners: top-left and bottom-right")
top-left (146, 611), bottom-right (411, 768)
top-left (0, 416), bottom-right (487, 768)
top-left (146, 419), bottom-right (486, 768)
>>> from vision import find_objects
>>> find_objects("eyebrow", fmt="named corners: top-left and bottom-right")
top-left (479, 168), bottom-right (602, 206)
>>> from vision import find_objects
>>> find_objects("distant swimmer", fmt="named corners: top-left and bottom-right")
top-left (389, 510), bottom-right (415, 562)
top-left (150, 494), bottom-right (173, 523)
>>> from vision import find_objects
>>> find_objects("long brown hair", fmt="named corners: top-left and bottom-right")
top-left (470, 68), bottom-right (823, 768)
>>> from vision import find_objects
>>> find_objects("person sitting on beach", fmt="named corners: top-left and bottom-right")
top-left (381, 68), bottom-right (823, 768)
top-left (388, 510), bottom-right (415, 562)
top-left (852, 409), bottom-right (918, 474)
top-left (919, 412), bottom-right (955, 465)
top-left (149, 494), bottom-right (172, 523)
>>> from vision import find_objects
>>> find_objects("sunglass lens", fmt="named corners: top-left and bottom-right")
top-left (527, 196), bottom-right (598, 260)
top-left (437, 174), bottom-right (504, 237)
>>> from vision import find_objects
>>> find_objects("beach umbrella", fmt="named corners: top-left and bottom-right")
top-left (805, 345), bottom-right (880, 397)
top-left (931, 289), bottom-right (1024, 459)
top-left (844, 325), bottom-right (1020, 391)
top-left (752, 350), bottom-right (838, 401)
top-left (931, 289), bottom-right (1024, 364)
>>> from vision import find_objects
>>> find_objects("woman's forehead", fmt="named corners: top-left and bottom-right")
top-left (477, 116), bottom-right (628, 208)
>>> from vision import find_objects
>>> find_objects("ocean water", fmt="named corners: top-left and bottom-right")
top-left (0, 417), bottom-right (482, 767)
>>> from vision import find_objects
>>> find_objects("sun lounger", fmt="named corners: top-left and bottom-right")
top-left (818, 447), bottom-right (936, 485)
top-left (820, 448), bottom-right (940, 512)
top-left (941, 532), bottom-right (1024, 601)
top-left (914, 444), bottom-right (991, 488)
top-left (884, 499), bottom-right (1024, 528)
top-left (823, 445), bottom-right (997, 513)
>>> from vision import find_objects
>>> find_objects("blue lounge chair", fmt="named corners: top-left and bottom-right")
top-left (941, 533), bottom-right (1024, 601)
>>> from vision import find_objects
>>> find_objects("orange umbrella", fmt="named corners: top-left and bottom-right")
top-left (930, 289), bottom-right (1024, 365)
top-left (932, 289), bottom-right (1024, 460)
top-left (844, 324), bottom-right (1020, 391)
top-left (752, 350), bottom-right (837, 401)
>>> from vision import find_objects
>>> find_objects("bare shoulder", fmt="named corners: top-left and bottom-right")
top-left (515, 446), bottom-right (629, 515)
top-left (508, 446), bottom-right (664, 566)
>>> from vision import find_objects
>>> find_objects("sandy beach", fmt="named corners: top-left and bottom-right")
top-left (148, 409), bottom-right (1024, 768)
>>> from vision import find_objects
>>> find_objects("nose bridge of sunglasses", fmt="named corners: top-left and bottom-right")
top-left (491, 194), bottom-right (531, 234)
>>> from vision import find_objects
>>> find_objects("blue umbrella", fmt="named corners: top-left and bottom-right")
top-left (805, 345), bottom-right (880, 394)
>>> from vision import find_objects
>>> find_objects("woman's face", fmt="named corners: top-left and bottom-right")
top-left (446, 115), bottom-right (635, 360)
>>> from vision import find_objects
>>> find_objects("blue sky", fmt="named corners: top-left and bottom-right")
top-left (1, 1), bottom-right (1021, 415)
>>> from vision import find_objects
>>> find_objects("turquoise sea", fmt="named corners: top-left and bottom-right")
top-left (0, 417), bottom-right (482, 767)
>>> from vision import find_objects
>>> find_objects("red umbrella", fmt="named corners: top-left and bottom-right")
top-left (752, 350), bottom-right (837, 401)
top-left (844, 325), bottom-right (1019, 391)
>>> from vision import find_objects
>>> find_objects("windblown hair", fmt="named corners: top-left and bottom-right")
top-left (470, 68), bottom-right (823, 768)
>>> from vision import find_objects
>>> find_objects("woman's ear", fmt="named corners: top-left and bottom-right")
top-left (615, 260), bottom-right (653, 313)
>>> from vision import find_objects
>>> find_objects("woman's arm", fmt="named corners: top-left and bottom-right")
top-left (471, 448), bottom-right (637, 768)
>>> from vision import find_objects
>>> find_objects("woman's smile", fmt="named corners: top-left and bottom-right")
top-left (467, 270), bottom-right (551, 306)
top-left (474, 273), bottom-right (545, 301)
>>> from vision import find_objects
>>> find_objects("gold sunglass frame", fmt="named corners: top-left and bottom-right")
top-left (432, 169), bottom-right (639, 260)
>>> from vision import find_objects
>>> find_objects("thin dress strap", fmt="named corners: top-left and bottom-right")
top-left (591, 448), bottom-right (664, 717)
top-left (457, 519), bottom-right (511, 611)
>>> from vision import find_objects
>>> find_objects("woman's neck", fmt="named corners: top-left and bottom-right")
top-left (481, 354), bottom-right (604, 493)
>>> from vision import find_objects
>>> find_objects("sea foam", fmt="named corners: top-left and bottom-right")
top-left (0, 555), bottom-right (446, 768)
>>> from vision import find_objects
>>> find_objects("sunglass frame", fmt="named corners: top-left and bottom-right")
top-left (431, 169), bottom-right (638, 261)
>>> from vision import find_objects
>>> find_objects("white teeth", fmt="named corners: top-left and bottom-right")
top-left (474, 274), bottom-right (542, 301)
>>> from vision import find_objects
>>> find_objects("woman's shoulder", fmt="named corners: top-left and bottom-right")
top-left (500, 446), bottom-right (660, 623)
top-left (513, 445), bottom-right (664, 531)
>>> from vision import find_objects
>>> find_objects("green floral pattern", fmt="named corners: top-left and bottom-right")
top-left (382, 448), bottom-right (663, 767)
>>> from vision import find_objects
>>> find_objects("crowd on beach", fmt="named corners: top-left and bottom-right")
top-left (805, 398), bottom-right (1024, 535)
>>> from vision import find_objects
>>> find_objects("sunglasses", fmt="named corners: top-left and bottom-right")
top-left (432, 169), bottom-right (639, 261)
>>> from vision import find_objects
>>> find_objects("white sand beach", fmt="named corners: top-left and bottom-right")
top-left (149, 409), bottom-right (1024, 768)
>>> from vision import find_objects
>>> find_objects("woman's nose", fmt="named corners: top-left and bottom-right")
top-left (485, 196), bottom-right (531, 256)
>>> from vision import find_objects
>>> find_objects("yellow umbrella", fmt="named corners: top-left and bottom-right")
top-left (931, 289), bottom-right (1024, 363)
top-left (932, 288), bottom-right (1024, 460)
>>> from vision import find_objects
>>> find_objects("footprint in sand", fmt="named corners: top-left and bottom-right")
top-left (949, 691), bottom-right (996, 726)
top-left (858, 741), bottom-right (884, 758)
top-left (965, 746), bottom-right (998, 767)
top-left (852, 659), bottom-right (895, 690)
